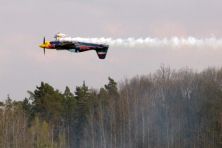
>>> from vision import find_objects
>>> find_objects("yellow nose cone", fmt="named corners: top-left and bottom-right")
top-left (39, 44), bottom-right (46, 48)
top-left (39, 41), bottom-right (50, 48)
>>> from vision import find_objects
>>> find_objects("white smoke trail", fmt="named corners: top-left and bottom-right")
top-left (58, 36), bottom-right (222, 48)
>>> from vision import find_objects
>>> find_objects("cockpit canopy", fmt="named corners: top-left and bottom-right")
top-left (54, 33), bottom-right (66, 40)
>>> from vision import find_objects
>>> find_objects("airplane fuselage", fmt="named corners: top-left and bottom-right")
top-left (40, 40), bottom-right (109, 59)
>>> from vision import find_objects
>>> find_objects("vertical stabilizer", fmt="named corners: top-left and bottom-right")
top-left (96, 46), bottom-right (109, 59)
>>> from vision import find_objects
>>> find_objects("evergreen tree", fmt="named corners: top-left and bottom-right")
top-left (73, 82), bottom-right (91, 147)
top-left (28, 82), bottom-right (64, 122)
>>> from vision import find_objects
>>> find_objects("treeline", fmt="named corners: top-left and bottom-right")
top-left (0, 67), bottom-right (222, 148)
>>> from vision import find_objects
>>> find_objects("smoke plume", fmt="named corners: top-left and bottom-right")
top-left (59, 36), bottom-right (222, 48)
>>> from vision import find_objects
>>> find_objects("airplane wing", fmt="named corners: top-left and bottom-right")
top-left (60, 41), bottom-right (76, 49)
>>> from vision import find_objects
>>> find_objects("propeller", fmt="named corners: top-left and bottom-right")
top-left (43, 37), bottom-right (46, 55)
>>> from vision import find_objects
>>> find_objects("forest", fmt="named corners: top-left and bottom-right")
top-left (0, 67), bottom-right (222, 148)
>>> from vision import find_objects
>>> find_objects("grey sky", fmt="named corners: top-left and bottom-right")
top-left (1, 0), bottom-right (222, 99)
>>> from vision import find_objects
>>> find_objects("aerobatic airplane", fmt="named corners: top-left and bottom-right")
top-left (39, 33), bottom-right (109, 59)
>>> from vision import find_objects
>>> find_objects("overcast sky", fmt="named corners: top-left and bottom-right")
top-left (1, 0), bottom-right (222, 100)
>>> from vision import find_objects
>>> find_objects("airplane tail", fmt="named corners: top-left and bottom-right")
top-left (96, 46), bottom-right (109, 59)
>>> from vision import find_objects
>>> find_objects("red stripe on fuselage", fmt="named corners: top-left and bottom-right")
top-left (80, 46), bottom-right (93, 51)
top-left (46, 44), bottom-right (54, 49)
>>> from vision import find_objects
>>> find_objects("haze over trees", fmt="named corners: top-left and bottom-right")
top-left (0, 67), bottom-right (222, 148)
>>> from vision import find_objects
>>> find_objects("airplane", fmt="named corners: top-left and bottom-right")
top-left (39, 33), bottom-right (109, 59)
